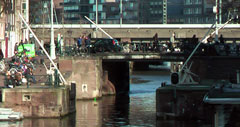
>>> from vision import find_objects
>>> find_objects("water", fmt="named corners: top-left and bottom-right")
top-left (2, 65), bottom-right (239, 127)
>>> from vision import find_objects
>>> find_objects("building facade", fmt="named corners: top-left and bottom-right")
top-left (183, 0), bottom-right (214, 24)
top-left (60, 0), bottom-right (140, 24)
top-left (29, 0), bottom-right (236, 24)
top-left (30, 0), bottom-right (63, 24)
top-left (0, 0), bottom-right (28, 58)
top-left (60, 0), bottom-right (89, 24)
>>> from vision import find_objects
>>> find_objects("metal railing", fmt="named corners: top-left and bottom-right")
top-left (51, 40), bottom-right (240, 57)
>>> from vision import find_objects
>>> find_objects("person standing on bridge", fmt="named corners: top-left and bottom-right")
top-left (169, 32), bottom-right (176, 52)
top-left (170, 32), bottom-right (175, 43)
top-left (81, 35), bottom-right (86, 48)
top-left (191, 34), bottom-right (198, 44)
top-left (153, 33), bottom-right (158, 51)
top-left (219, 34), bottom-right (225, 44)
top-left (77, 36), bottom-right (82, 48)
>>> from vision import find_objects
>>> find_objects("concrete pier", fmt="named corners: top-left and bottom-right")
top-left (1, 85), bottom-right (76, 118)
top-left (59, 57), bottom-right (117, 100)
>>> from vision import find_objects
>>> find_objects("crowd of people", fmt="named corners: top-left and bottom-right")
top-left (4, 39), bottom-right (36, 88)
top-left (77, 35), bottom-right (91, 49)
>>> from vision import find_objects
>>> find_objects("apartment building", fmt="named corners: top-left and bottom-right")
top-left (30, 0), bottom-right (233, 24)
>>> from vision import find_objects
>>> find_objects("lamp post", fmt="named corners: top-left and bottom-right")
top-left (50, 0), bottom-right (56, 59)
top-left (96, 0), bottom-right (98, 25)
top-left (215, 0), bottom-right (219, 42)
top-left (26, 0), bottom-right (29, 42)
top-left (219, 0), bottom-right (222, 24)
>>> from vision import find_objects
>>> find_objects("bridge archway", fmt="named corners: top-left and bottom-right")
top-left (102, 61), bottom-right (130, 95)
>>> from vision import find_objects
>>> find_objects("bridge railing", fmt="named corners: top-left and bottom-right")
top-left (37, 40), bottom-right (240, 57)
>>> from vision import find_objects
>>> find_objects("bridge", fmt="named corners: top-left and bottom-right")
top-left (59, 45), bottom-right (240, 96)
top-left (31, 24), bottom-right (240, 42)
top-left (31, 23), bottom-right (240, 99)
top-left (88, 52), bottom-right (185, 61)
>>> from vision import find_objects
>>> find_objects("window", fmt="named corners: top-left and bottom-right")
top-left (101, 12), bottom-right (106, 19)
top-left (111, 7), bottom-right (116, 11)
top-left (22, 3), bottom-right (26, 9)
top-left (89, 13), bottom-right (94, 19)
top-left (134, 12), bottom-right (138, 17)
top-left (98, 4), bottom-right (103, 11)
top-left (185, 0), bottom-right (191, 5)
top-left (64, 6), bottom-right (79, 11)
top-left (93, 5), bottom-right (96, 11)
top-left (123, 12), bottom-right (127, 17)
top-left (195, 8), bottom-right (202, 14)
top-left (89, 0), bottom-right (94, 4)
top-left (196, 0), bottom-right (202, 4)
top-left (93, 4), bottom-right (103, 11)
top-left (130, 3), bottom-right (134, 8)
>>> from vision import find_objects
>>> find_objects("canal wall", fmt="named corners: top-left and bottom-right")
top-left (1, 85), bottom-right (75, 118)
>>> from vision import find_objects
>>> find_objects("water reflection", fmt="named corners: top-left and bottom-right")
top-left (76, 96), bottom-right (115, 127)
top-left (0, 121), bottom-right (23, 127)
top-left (75, 95), bottom-right (129, 127)
top-left (20, 115), bottom-right (75, 127)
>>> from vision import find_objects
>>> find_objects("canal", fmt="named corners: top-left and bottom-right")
top-left (2, 64), bottom-right (236, 127)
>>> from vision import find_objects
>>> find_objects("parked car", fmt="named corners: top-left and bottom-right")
top-left (93, 38), bottom-right (122, 52)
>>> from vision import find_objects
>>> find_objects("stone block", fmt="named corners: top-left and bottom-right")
top-left (1, 85), bottom-right (75, 118)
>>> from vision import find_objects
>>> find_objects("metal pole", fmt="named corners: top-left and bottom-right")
top-left (120, 0), bottom-right (123, 25)
top-left (219, 0), bottom-right (222, 24)
top-left (26, 0), bottom-right (29, 41)
top-left (96, 0), bottom-right (98, 25)
top-left (85, 16), bottom-right (113, 39)
top-left (19, 13), bottom-right (67, 85)
top-left (215, 0), bottom-right (218, 42)
top-left (50, 0), bottom-right (56, 59)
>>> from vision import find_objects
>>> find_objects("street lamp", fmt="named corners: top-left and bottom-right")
top-left (120, 0), bottom-right (122, 25)
top-left (96, 0), bottom-right (98, 25)
top-left (214, 0), bottom-right (219, 42)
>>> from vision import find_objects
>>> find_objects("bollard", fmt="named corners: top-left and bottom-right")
top-left (54, 69), bottom-right (59, 87)
top-left (48, 74), bottom-right (52, 86)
